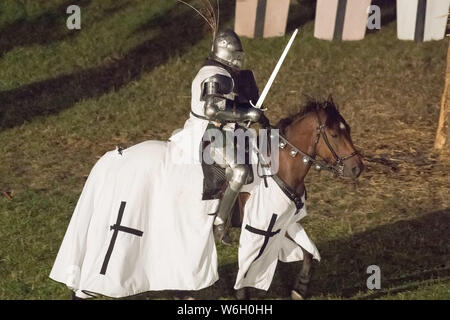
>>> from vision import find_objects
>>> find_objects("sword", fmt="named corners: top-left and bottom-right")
top-left (245, 29), bottom-right (299, 184)
top-left (250, 28), bottom-right (299, 113)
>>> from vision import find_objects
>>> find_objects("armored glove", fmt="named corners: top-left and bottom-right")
top-left (258, 112), bottom-right (271, 128)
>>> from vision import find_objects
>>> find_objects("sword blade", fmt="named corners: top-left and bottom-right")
top-left (255, 28), bottom-right (298, 109)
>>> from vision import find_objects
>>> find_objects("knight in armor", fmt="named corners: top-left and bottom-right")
top-left (189, 29), bottom-right (270, 245)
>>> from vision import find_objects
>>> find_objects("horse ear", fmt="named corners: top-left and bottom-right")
top-left (327, 94), bottom-right (334, 104)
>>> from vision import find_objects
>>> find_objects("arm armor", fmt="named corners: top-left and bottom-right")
top-left (201, 74), bottom-right (262, 123)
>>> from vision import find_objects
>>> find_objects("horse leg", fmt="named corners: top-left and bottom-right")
top-left (235, 287), bottom-right (250, 300)
top-left (236, 192), bottom-right (250, 227)
top-left (173, 291), bottom-right (195, 300)
top-left (291, 247), bottom-right (313, 300)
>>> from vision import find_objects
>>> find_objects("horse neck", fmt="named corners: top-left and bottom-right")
top-left (276, 114), bottom-right (317, 196)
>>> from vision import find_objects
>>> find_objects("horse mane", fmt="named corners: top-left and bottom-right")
top-left (275, 96), bottom-right (350, 134)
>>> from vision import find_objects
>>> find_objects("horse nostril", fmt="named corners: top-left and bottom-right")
top-left (352, 166), bottom-right (361, 178)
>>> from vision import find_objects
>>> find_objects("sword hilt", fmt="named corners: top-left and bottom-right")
top-left (246, 100), bottom-right (268, 128)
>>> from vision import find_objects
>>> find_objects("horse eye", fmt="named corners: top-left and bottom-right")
top-left (331, 133), bottom-right (338, 138)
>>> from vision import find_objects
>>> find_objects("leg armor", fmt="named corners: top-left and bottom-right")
top-left (215, 163), bottom-right (250, 224)
top-left (209, 138), bottom-right (250, 244)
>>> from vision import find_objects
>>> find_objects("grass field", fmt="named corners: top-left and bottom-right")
top-left (0, 0), bottom-right (449, 300)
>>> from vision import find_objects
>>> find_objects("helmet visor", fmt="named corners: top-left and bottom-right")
top-left (231, 51), bottom-right (245, 69)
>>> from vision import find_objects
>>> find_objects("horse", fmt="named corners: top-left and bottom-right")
top-left (50, 95), bottom-right (363, 300)
top-left (231, 97), bottom-right (364, 300)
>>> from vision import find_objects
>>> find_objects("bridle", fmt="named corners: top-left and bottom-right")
top-left (278, 110), bottom-right (359, 176)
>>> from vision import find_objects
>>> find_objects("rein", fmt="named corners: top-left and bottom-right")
top-left (277, 111), bottom-right (359, 176)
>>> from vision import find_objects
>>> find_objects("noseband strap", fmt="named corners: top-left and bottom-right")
top-left (315, 111), bottom-right (359, 171)
top-left (279, 110), bottom-right (359, 176)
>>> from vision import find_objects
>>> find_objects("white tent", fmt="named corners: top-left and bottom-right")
top-left (234, 0), bottom-right (290, 38)
top-left (314, 0), bottom-right (372, 41)
top-left (397, 0), bottom-right (449, 41)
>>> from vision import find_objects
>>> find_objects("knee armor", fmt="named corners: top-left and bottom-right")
top-left (228, 164), bottom-right (250, 192)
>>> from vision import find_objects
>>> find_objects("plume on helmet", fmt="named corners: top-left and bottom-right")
top-left (176, 0), bottom-right (220, 41)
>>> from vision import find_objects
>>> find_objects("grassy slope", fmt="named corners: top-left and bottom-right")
top-left (0, 0), bottom-right (449, 299)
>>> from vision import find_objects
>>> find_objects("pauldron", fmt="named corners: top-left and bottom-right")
top-left (200, 73), bottom-right (262, 124)
top-left (200, 74), bottom-right (237, 104)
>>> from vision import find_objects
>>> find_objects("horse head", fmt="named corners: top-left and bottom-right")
top-left (313, 97), bottom-right (364, 179)
top-left (276, 97), bottom-right (364, 180)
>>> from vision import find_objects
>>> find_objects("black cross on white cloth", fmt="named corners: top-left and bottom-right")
top-left (244, 213), bottom-right (281, 277)
top-left (100, 201), bottom-right (143, 275)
